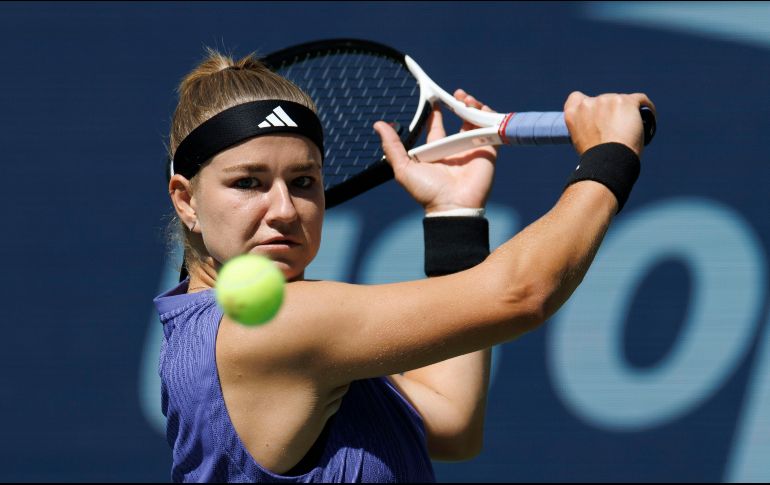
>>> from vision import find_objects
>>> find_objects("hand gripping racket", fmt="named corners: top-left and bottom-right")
top-left (263, 38), bottom-right (656, 208)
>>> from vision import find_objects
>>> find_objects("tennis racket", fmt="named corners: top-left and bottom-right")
top-left (264, 38), bottom-right (656, 208)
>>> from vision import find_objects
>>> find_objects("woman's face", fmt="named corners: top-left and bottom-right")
top-left (191, 134), bottom-right (324, 281)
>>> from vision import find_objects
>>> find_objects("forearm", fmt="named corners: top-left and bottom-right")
top-left (401, 349), bottom-right (491, 455)
top-left (398, 184), bottom-right (615, 456)
top-left (392, 212), bottom-right (493, 459)
top-left (488, 179), bottom-right (618, 323)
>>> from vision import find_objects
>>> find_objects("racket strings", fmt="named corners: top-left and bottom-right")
top-left (273, 50), bottom-right (420, 190)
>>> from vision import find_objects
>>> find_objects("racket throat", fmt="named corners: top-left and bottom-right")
top-left (408, 126), bottom-right (503, 163)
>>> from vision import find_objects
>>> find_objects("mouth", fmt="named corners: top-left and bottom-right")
top-left (258, 237), bottom-right (300, 249)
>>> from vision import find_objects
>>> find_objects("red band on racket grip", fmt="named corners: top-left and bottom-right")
top-left (498, 113), bottom-right (515, 144)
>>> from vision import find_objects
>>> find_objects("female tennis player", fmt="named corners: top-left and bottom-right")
top-left (154, 49), bottom-right (654, 482)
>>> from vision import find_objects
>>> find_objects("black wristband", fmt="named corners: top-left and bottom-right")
top-left (423, 216), bottom-right (490, 277)
top-left (564, 142), bottom-right (641, 213)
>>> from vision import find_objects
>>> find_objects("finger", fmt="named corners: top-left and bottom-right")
top-left (373, 121), bottom-right (412, 176)
top-left (452, 90), bottom-right (480, 132)
top-left (464, 94), bottom-right (483, 110)
top-left (460, 94), bottom-right (485, 132)
top-left (564, 90), bottom-right (587, 113)
top-left (425, 104), bottom-right (447, 144)
top-left (455, 90), bottom-right (498, 132)
top-left (454, 88), bottom-right (484, 107)
top-left (629, 92), bottom-right (656, 116)
top-left (479, 103), bottom-right (494, 113)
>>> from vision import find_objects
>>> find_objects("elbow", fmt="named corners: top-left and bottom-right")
top-left (522, 288), bottom-right (550, 331)
top-left (460, 428), bottom-right (485, 460)
top-left (432, 430), bottom-right (484, 462)
top-left (451, 427), bottom-right (485, 461)
top-left (499, 277), bottom-right (550, 334)
top-left (428, 411), bottom-right (486, 462)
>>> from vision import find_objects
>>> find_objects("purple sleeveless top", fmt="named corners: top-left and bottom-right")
top-left (154, 280), bottom-right (436, 483)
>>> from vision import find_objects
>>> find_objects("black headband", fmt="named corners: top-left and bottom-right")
top-left (171, 100), bottom-right (324, 180)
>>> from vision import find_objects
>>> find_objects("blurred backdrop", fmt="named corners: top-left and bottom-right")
top-left (1, 1), bottom-right (769, 482)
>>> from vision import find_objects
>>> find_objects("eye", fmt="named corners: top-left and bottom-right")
top-left (293, 176), bottom-right (316, 189)
top-left (234, 177), bottom-right (260, 189)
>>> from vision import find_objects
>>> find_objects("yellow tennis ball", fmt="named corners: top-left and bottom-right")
top-left (215, 254), bottom-right (285, 326)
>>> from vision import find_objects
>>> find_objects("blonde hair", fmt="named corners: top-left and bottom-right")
top-left (167, 48), bottom-right (317, 273)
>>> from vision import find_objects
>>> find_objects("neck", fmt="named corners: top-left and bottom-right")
top-left (186, 256), bottom-right (219, 293)
top-left (186, 255), bottom-right (307, 293)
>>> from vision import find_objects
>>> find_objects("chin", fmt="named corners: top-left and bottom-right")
top-left (247, 247), bottom-right (313, 282)
top-left (268, 258), bottom-right (303, 281)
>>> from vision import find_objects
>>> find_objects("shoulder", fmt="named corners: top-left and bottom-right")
top-left (154, 279), bottom-right (219, 321)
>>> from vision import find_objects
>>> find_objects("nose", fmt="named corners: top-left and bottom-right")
top-left (264, 180), bottom-right (298, 226)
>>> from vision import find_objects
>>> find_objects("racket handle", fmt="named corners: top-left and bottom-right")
top-left (501, 112), bottom-right (570, 145)
top-left (502, 107), bottom-right (656, 146)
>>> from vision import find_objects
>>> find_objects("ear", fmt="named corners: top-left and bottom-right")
top-left (169, 174), bottom-right (200, 233)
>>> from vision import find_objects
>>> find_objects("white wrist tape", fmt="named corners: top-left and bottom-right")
top-left (425, 207), bottom-right (486, 218)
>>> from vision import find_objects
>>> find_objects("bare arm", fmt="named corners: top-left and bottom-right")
top-left (228, 91), bottom-right (653, 399)
top-left (232, 177), bottom-right (617, 381)
top-left (383, 90), bottom-right (653, 461)
top-left (386, 173), bottom-right (620, 458)
top-left (213, 91), bottom-right (652, 473)
top-left (214, 176), bottom-right (616, 473)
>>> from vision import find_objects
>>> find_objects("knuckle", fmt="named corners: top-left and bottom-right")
top-left (601, 94), bottom-right (623, 106)
top-left (563, 107), bottom-right (578, 125)
top-left (565, 91), bottom-right (578, 103)
top-left (564, 91), bottom-right (585, 110)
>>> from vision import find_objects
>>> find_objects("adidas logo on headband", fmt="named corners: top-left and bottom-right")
top-left (258, 106), bottom-right (298, 128)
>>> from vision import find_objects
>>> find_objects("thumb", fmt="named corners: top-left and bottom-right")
top-left (373, 121), bottom-right (412, 178)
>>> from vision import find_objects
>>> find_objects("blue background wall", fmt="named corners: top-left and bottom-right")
top-left (2, 1), bottom-right (769, 481)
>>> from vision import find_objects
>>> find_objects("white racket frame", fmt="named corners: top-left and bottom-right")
top-left (404, 56), bottom-right (510, 163)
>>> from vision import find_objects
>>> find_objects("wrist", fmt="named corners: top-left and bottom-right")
top-left (564, 142), bottom-right (640, 214)
top-left (423, 216), bottom-right (490, 277)
top-left (562, 180), bottom-right (620, 217)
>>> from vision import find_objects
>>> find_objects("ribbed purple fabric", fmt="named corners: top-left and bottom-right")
top-left (154, 280), bottom-right (436, 483)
